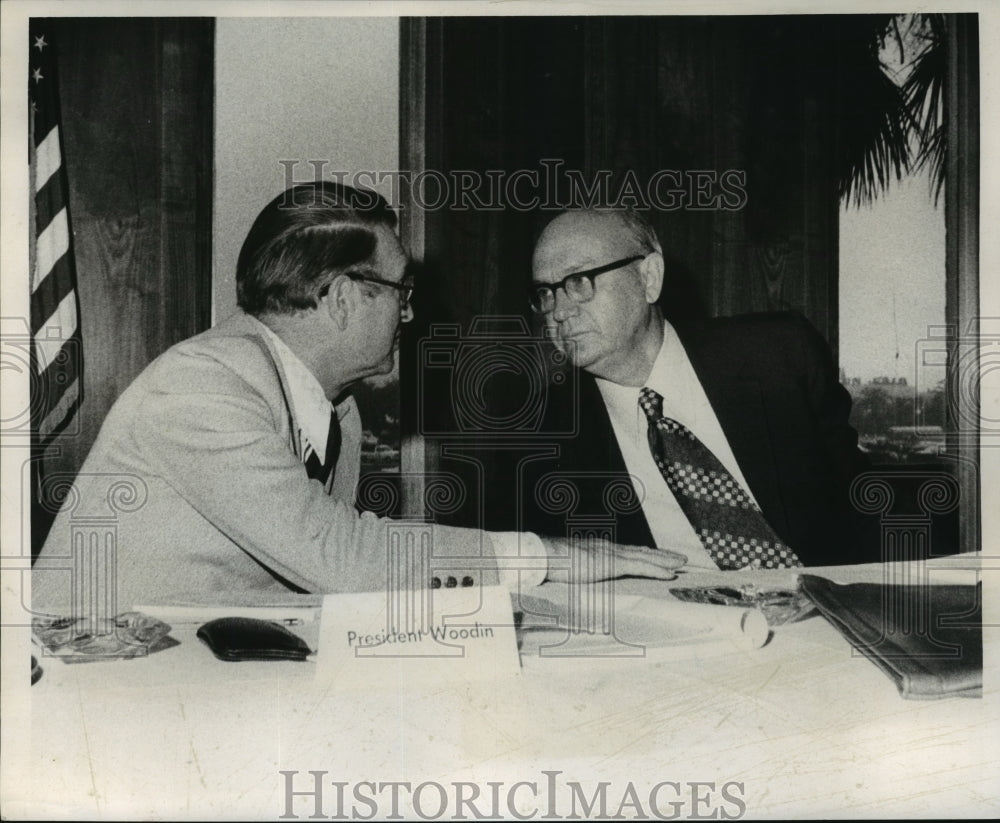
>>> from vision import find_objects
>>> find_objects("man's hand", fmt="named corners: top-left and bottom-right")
top-left (540, 536), bottom-right (687, 583)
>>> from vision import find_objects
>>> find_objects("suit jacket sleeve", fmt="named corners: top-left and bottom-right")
top-left (133, 346), bottom-right (500, 594)
top-left (780, 313), bottom-right (880, 563)
top-left (789, 313), bottom-right (870, 486)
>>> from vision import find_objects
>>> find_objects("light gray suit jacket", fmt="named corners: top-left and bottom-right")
top-left (32, 313), bottom-right (501, 614)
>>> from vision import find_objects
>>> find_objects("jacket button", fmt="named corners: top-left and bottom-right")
top-left (431, 577), bottom-right (442, 589)
top-left (462, 576), bottom-right (474, 587)
top-left (445, 576), bottom-right (458, 588)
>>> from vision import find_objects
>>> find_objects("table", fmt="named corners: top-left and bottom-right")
top-left (6, 556), bottom-right (999, 819)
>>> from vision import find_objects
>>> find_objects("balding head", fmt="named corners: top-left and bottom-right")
top-left (532, 210), bottom-right (662, 279)
top-left (531, 209), bottom-right (666, 386)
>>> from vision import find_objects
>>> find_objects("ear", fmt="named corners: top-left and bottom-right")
top-left (639, 252), bottom-right (664, 304)
top-left (322, 275), bottom-right (354, 331)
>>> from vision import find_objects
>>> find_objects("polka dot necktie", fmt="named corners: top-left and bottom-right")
top-left (639, 387), bottom-right (802, 570)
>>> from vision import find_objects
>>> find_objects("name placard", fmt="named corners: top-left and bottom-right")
top-left (315, 585), bottom-right (520, 688)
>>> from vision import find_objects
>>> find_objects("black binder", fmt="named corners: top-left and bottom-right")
top-left (798, 575), bottom-right (982, 699)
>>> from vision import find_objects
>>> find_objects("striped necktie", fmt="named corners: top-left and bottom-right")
top-left (303, 410), bottom-right (342, 489)
top-left (639, 387), bottom-right (802, 570)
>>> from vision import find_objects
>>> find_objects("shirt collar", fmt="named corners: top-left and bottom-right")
top-left (594, 320), bottom-right (684, 413)
top-left (645, 319), bottom-right (685, 400)
top-left (256, 320), bottom-right (336, 461)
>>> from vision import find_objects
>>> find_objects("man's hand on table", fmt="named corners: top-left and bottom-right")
top-left (540, 537), bottom-right (687, 583)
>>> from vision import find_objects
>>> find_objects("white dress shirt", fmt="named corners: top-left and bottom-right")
top-left (595, 321), bottom-right (759, 570)
top-left (259, 322), bottom-right (362, 505)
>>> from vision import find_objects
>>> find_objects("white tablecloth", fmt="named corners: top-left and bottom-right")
top-left (6, 556), bottom-right (999, 819)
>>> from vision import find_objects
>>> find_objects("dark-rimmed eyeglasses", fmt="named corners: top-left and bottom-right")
top-left (321, 271), bottom-right (414, 309)
top-left (528, 255), bottom-right (645, 314)
top-left (347, 272), bottom-right (413, 308)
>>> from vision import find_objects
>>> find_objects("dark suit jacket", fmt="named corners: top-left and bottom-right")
top-left (519, 312), bottom-right (881, 566)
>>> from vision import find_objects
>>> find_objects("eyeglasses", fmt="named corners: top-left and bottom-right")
top-left (318, 270), bottom-right (414, 310)
top-left (346, 272), bottom-right (414, 308)
top-left (528, 255), bottom-right (645, 314)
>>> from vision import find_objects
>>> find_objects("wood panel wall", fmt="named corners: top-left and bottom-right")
top-left (33, 18), bottom-right (214, 553)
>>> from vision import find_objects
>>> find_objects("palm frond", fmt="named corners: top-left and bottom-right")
top-left (901, 14), bottom-right (947, 204)
top-left (840, 13), bottom-right (947, 209)
top-left (916, 122), bottom-right (947, 204)
top-left (836, 15), bottom-right (914, 208)
top-left (838, 75), bottom-right (913, 207)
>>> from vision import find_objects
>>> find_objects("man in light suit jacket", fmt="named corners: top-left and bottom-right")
top-left (32, 184), bottom-right (685, 615)
top-left (521, 208), bottom-right (881, 568)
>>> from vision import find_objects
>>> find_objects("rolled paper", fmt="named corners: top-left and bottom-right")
top-left (614, 597), bottom-right (770, 650)
top-left (739, 608), bottom-right (771, 649)
top-left (517, 592), bottom-right (770, 659)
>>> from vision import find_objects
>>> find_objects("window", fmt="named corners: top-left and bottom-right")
top-left (840, 166), bottom-right (946, 464)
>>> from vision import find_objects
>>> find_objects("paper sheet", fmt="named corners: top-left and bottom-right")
top-left (515, 591), bottom-right (770, 661)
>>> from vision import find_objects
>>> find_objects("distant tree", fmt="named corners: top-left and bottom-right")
top-left (352, 377), bottom-right (401, 447)
top-left (918, 383), bottom-right (946, 427)
top-left (852, 385), bottom-right (895, 435)
top-left (891, 395), bottom-right (912, 428)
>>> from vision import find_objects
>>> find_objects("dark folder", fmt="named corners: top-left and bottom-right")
top-left (798, 575), bottom-right (982, 699)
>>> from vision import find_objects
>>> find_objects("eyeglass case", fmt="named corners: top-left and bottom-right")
top-left (196, 616), bottom-right (312, 662)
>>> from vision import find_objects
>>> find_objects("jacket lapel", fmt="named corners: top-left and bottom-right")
top-left (674, 321), bottom-right (791, 539)
top-left (573, 375), bottom-right (656, 547)
top-left (229, 314), bottom-right (302, 461)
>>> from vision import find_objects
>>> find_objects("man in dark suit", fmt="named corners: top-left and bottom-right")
top-left (523, 208), bottom-right (879, 568)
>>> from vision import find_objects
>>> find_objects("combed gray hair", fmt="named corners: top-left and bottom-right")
top-left (237, 181), bottom-right (397, 316)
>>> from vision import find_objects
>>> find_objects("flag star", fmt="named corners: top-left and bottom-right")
top-left (32, 67), bottom-right (43, 83)
top-left (34, 35), bottom-right (48, 51)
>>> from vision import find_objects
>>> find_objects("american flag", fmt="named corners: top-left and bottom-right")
top-left (29, 20), bottom-right (83, 447)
